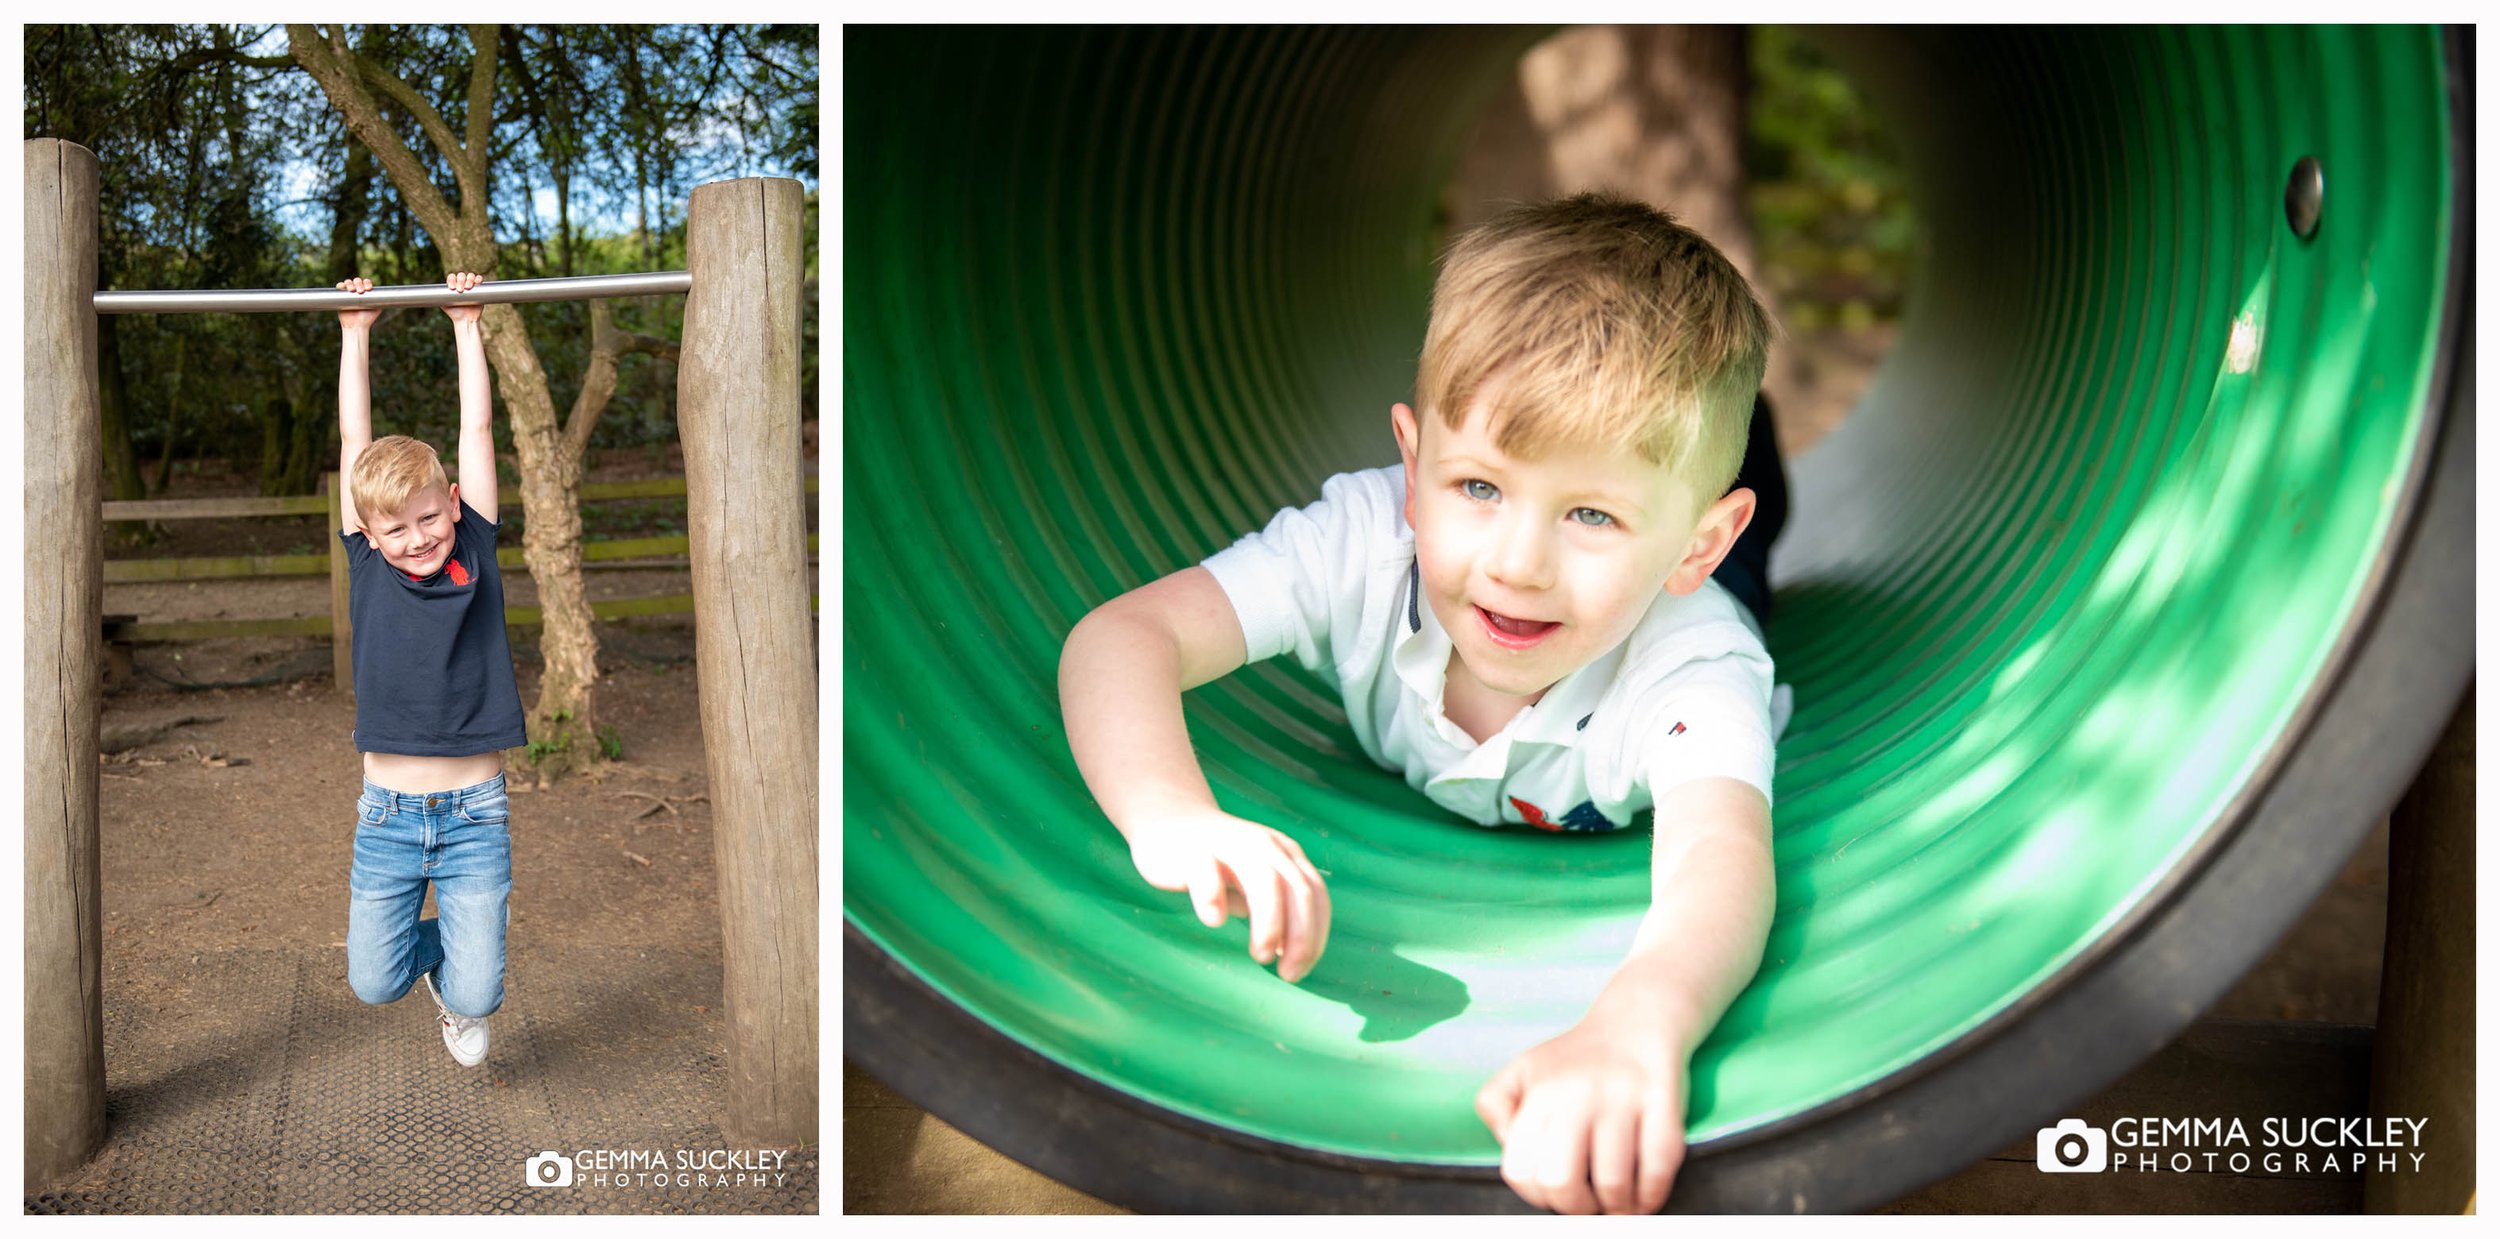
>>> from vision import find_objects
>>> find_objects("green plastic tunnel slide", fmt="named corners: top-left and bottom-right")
top-left (843, 26), bottom-right (2471, 1212)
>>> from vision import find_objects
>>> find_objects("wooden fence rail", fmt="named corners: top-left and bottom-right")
top-left (115, 592), bottom-right (825, 644)
top-left (99, 473), bottom-right (821, 690)
top-left (101, 474), bottom-right (799, 522)
top-left (104, 533), bottom-right (823, 583)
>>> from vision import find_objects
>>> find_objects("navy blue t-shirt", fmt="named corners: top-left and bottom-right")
top-left (339, 497), bottom-right (530, 756)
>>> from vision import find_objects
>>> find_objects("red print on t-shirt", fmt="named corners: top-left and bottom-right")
top-left (407, 556), bottom-right (471, 586)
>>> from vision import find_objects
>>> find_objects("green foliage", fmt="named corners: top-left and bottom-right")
top-left (24, 23), bottom-right (820, 486)
top-left (524, 707), bottom-right (579, 765)
top-left (1745, 27), bottom-right (1917, 333)
top-left (525, 707), bottom-right (623, 769)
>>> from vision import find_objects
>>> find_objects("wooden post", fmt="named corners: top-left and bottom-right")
top-left (323, 472), bottom-right (353, 697)
top-left (679, 175), bottom-right (817, 1147)
top-left (2366, 690), bottom-right (2474, 1213)
top-left (24, 137), bottom-right (108, 1187)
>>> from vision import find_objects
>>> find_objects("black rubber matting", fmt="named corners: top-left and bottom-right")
top-left (25, 945), bottom-right (817, 1214)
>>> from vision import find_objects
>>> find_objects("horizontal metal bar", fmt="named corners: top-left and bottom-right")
top-left (92, 270), bottom-right (692, 315)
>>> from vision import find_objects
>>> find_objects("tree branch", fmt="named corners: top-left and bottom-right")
top-left (560, 299), bottom-right (679, 463)
top-left (464, 25), bottom-right (499, 183)
top-left (285, 24), bottom-right (509, 273)
top-left (162, 46), bottom-right (299, 73)
top-left (287, 26), bottom-right (460, 245)
top-left (616, 332), bottom-right (679, 361)
top-left (343, 47), bottom-right (478, 204)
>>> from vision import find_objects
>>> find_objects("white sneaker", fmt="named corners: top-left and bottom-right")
top-left (421, 969), bottom-right (491, 1067)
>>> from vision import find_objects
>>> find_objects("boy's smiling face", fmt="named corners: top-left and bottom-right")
top-left (363, 481), bottom-right (463, 577)
top-left (1394, 390), bottom-right (1752, 710)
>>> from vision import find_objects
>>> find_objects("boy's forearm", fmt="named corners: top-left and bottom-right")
top-left (338, 327), bottom-right (373, 445)
top-left (454, 322), bottom-right (491, 428)
top-left (1593, 792), bottom-right (1777, 1056)
top-left (1059, 609), bottom-right (1223, 838)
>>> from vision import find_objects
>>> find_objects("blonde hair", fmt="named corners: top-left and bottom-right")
top-left (352, 435), bottom-right (451, 519)
top-left (1415, 193), bottom-right (1772, 499)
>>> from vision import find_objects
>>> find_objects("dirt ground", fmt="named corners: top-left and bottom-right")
top-left (97, 625), bottom-right (720, 980)
top-left (94, 445), bottom-right (816, 983)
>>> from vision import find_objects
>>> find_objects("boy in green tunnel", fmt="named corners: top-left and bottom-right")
top-left (1061, 193), bottom-right (1787, 1215)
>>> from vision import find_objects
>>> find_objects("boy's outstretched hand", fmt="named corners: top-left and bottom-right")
top-left (442, 271), bottom-right (483, 324)
top-left (335, 277), bottom-right (380, 330)
top-left (1124, 807), bottom-right (1330, 984)
top-left (1476, 1002), bottom-right (1693, 1215)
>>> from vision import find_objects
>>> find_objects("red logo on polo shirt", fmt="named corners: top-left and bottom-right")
top-left (1670, 721), bottom-right (1687, 736)
top-left (1509, 796), bottom-right (1623, 833)
top-left (1510, 796), bottom-right (1562, 832)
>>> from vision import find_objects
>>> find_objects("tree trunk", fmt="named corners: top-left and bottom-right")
top-left (1452, 26), bottom-right (1765, 294)
top-left (95, 314), bottom-right (143, 502)
top-left (390, 196), bottom-right (413, 285)
top-left (284, 386), bottom-right (324, 495)
top-left (478, 298), bottom-right (606, 780)
top-left (258, 394), bottom-right (294, 492)
top-left (252, 389), bottom-right (321, 498)
top-left (151, 330), bottom-right (186, 494)
top-left (329, 137), bottom-right (375, 280)
top-left (1450, 27), bottom-right (1823, 439)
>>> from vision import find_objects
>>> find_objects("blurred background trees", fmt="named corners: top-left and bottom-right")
top-left (1744, 26), bottom-right (1914, 337)
top-left (24, 23), bottom-right (819, 509)
top-left (1445, 24), bottom-right (1915, 455)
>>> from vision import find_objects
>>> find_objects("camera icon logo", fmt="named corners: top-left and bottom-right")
top-left (2036, 1119), bottom-right (2108, 1173)
top-left (525, 1151), bottom-right (576, 1188)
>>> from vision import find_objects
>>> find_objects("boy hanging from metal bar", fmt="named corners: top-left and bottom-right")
top-left (332, 272), bottom-right (526, 1068)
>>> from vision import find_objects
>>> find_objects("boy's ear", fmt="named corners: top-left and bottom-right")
top-left (446, 481), bottom-right (462, 520)
top-left (1664, 487), bottom-right (1756, 597)
top-left (1392, 402), bottom-right (1422, 528)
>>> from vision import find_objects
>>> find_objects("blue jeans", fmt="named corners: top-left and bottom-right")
top-left (345, 774), bottom-right (513, 1019)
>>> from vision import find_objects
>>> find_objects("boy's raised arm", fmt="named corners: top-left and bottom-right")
top-left (335, 279), bottom-right (381, 535)
top-left (443, 273), bottom-right (496, 523)
top-left (1060, 565), bottom-right (1332, 983)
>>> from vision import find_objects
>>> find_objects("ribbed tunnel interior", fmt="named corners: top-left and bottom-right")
top-left (844, 26), bottom-right (2464, 1210)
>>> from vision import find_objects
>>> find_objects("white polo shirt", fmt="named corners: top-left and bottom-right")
top-left (1202, 465), bottom-right (1781, 832)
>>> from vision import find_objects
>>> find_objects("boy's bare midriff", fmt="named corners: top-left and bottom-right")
top-left (364, 751), bottom-right (506, 794)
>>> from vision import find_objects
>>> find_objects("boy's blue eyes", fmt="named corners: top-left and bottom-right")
top-left (1455, 478), bottom-right (1615, 527)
